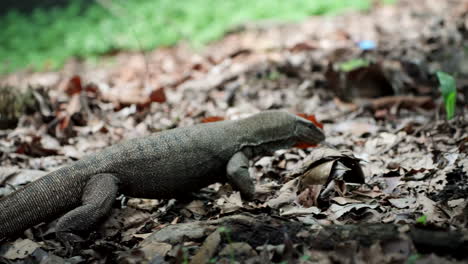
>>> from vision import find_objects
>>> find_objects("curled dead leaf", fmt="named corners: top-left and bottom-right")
top-left (290, 147), bottom-right (365, 207)
top-left (292, 147), bottom-right (365, 190)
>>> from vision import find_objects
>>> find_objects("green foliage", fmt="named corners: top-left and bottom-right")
top-left (267, 70), bottom-right (281, 81)
top-left (339, 58), bottom-right (370, 72)
top-left (436, 71), bottom-right (457, 120)
top-left (416, 215), bottom-right (427, 225)
top-left (0, 0), bottom-right (395, 74)
top-left (406, 254), bottom-right (420, 264)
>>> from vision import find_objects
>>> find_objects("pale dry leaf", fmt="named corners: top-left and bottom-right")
top-left (127, 198), bottom-right (160, 211)
top-left (332, 119), bottom-right (378, 136)
top-left (332, 161), bottom-right (351, 180)
top-left (459, 154), bottom-right (468, 174)
top-left (296, 215), bottom-right (321, 225)
top-left (0, 167), bottom-right (47, 186)
top-left (255, 181), bottom-right (280, 195)
top-left (133, 233), bottom-right (152, 239)
top-left (40, 135), bottom-right (61, 150)
top-left (383, 176), bottom-right (402, 194)
top-left (265, 178), bottom-right (298, 209)
top-left (186, 200), bottom-right (207, 216)
top-left (447, 198), bottom-right (465, 208)
top-left (332, 197), bottom-right (362, 205)
top-left (66, 93), bottom-right (81, 115)
top-left (364, 132), bottom-right (399, 155)
top-left (279, 204), bottom-right (320, 216)
top-left (328, 203), bottom-right (378, 219)
top-left (254, 156), bottom-right (274, 169)
top-left (146, 221), bottom-right (209, 244)
top-left (138, 241), bottom-right (172, 260)
top-left (2, 239), bottom-right (41, 260)
top-left (60, 145), bottom-right (83, 159)
top-left (388, 197), bottom-right (417, 209)
top-left (417, 194), bottom-right (447, 223)
top-left (219, 192), bottom-right (243, 214)
top-left (353, 189), bottom-right (384, 199)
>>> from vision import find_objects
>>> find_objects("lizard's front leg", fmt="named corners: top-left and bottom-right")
top-left (226, 152), bottom-right (255, 200)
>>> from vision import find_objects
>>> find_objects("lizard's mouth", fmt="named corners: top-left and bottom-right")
top-left (293, 124), bottom-right (325, 149)
top-left (294, 133), bottom-right (325, 149)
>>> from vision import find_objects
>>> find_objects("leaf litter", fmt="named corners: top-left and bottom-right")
top-left (1, 0), bottom-right (468, 263)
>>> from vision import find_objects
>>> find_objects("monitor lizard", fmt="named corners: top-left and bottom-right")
top-left (0, 110), bottom-right (325, 240)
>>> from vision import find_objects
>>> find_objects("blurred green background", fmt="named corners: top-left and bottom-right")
top-left (0, 0), bottom-right (395, 74)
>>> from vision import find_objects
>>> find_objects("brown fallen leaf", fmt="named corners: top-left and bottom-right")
top-left (148, 87), bottom-right (167, 103)
top-left (190, 230), bottom-right (221, 264)
top-left (201, 116), bottom-right (225, 123)
top-left (365, 95), bottom-right (435, 111)
top-left (65, 75), bottom-right (82, 95)
top-left (185, 200), bottom-right (208, 216)
top-left (297, 184), bottom-right (322, 208)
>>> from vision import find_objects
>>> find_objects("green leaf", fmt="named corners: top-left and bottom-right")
top-left (445, 91), bottom-right (456, 120)
top-left (406, 254), bottom-right (420, 264)
top-left (268, 70), bottom-right (280, 80)
top-left (416, 215), bottom-right (427, 225)
top-left (436, 71), bottom-right (457, 120)
top-left (338, 59), bottom-right (370, 72)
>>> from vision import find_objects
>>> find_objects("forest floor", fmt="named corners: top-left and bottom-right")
top-left (1, 0), bottom-right (468, 263)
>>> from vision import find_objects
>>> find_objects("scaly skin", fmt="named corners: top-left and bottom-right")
top-left (0, 110), bottom-right (325, 239)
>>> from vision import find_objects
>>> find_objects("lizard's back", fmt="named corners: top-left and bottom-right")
top-left (93, 120), bottom-right (242, 198)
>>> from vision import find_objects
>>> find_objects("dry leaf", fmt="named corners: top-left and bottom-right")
top-left (190, 230), bottom-right (221, 264)
top-left (186, 200), bottom-right (207, 216)
top-left (2, 239), bottom-right (41, 260)
top-left (265, 178), bottom-right (298, 209)
top-left (279, 205), bottom-right (321, 216)
top-left (328, 203), bottom-right (379, 219)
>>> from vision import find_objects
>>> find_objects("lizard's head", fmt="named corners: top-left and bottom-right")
top-left (293, 115), bottom-right (325, 146)
top-left (241, 111), bottom-right (325, 150)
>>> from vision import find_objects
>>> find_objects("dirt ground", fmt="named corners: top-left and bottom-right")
top-left (0, 0), bottom-right (467, 263)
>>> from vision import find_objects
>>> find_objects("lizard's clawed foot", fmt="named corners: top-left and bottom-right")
top-left (56, 231), bottom-right (85, 256)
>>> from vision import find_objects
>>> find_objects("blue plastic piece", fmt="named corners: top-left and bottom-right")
top-left (358, 40), bottom-right (376, 50)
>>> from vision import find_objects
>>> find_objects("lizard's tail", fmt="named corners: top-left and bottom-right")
top-left (0, 167), bottom-right (85, 239)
